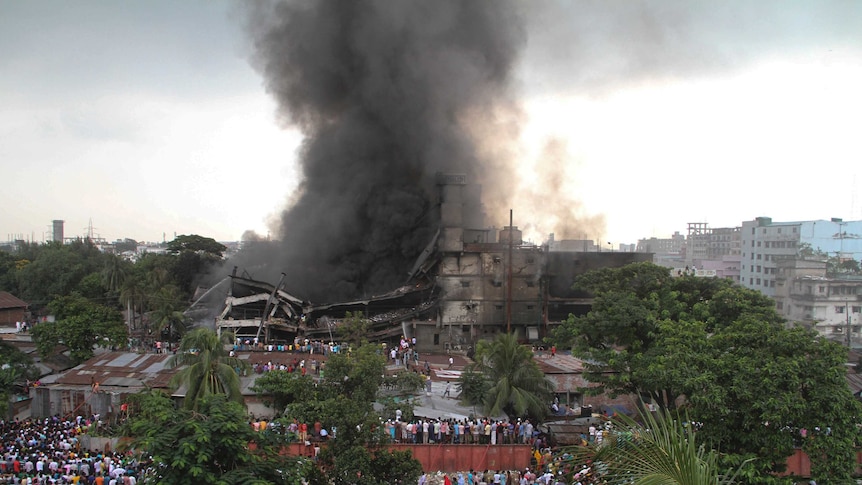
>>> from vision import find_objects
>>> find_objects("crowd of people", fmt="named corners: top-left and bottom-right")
top-left (0, 416), bottom-right (141, 484)
top-left (382, 417), bottom-right (536, 445)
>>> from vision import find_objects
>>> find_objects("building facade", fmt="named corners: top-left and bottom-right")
top-left (773, 259), bottom-right (862, 346)
top-left (740, 217), bottom-right (862, 298)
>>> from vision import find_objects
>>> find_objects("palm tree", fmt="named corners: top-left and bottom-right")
top-left (101, 255), bottom-right (129, 294)
top-left (471, 333), bottom-right (554, 420)
top-left (563, 408), bottom-right (745, 485)
top-left (119, 277), bottom-right (146, 331)
top-left (149, 286), bottom-right (189, 342)
top-left (167, 328), bottom-right (250, 410)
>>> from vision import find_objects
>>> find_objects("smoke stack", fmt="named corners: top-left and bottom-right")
top-left (52, 220), bottom-right (64, 243)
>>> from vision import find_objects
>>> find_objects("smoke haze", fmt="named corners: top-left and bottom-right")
top-left (238, 1), bottom-right (528, 302)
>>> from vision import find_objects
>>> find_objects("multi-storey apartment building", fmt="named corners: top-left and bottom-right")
top-left (740, 217), bottom-right (862, 297)
top-left (774, 258), bottom-right (862, 346)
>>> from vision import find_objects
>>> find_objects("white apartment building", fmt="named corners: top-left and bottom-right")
top-left (740, 217), bottom-right (862, 298)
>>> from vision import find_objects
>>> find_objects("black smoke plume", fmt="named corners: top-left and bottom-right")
top-left (235, 1), bottom-right (525, 302)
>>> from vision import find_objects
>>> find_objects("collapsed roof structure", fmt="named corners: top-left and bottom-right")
top-left (205, 175), bottom-right (650, 351)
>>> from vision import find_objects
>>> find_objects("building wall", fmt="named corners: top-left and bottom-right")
top-left (0, 307), bottom-right (26, 326)
top-left (741, 217), bottom-right (803, 297)
top-left (741, 217), bottom-right (862, 298)
top-left (436, 247), bottom-right (544, 347)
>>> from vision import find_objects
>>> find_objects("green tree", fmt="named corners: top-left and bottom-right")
top-left (101, 253), bottom-right (130, 294)
top-left (251, 370), bottom-right (314, 414)
top-left (76, 272), bottom-right (106, 300)
top-left (337, 311), bottom-right (370, 347)
top-left (123, 391), bottom-right (310, 485)
top-left (565, 408), bottom-right (744, 485)
top-left (150, 285), bottom-right (190, 342)
top-left (470, 332), bottom-right (554, 421)
top-left (120, 275), bottom-right (147, 331)
top-left (167, 235), bottom-right (227, 294)
top-left (456, 367), bottom-right (491, 412)
top-left (15, 240), bottom-right (106, 306)
top-left (167, 328), bottom-right (250, 410)
top-left (32, 294), bottom-right (128, 364)
top-left (276, 343), bottom-right (422, 485)
top-left (549, 262), bottom-right (862, 483)
top-left (0, 340), bottom-right (39, 417)
top-left (167, 234), bottom-right (227, 258)
top-left (0, 250), bottom-right (18, 292)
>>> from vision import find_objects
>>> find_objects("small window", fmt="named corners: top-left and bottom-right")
top-left (433, 334), bottom-right (440, 345)
top-left (493, 256), bottom-right (501, 263)
top-left (461, 281), bottom-right (470, 288)
top-left (494, 305), bottom-right (503, 311)
top-left (526, 281), bottom-right (535, 287)
top-left (836, 306), bottom-right (846, 314)
top-left (492, 281), bottom-right (502, 288)
top-left (526, 305), bottom-right (534, 310)
top-left (853, 306), bottom-right (861, 314)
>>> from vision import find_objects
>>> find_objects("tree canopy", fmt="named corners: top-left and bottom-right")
top-left (31, 294), bottom-right (128, 364)
top-left (461, 332), bottom-right (554, 422)
top-left (167, 328), bottom-right (249, 410)
top-left (255, 343), bottom-right (422, 485)
top-left (549, 262), bottom-right (862, 483)
top-left (123, 391), bottom-right (311, 484)
top-left (0, 340), bottom-right (39, 417)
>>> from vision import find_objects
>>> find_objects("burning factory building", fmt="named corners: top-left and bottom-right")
top-left (200, 2), bottom-right (649, 349)
top-left (209, 173), bottom-right (648, 351)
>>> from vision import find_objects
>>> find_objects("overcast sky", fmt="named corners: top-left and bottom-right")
top-left (2, 1), bottom-right (861, 246)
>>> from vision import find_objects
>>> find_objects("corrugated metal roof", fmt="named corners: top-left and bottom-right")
top-left (0, 291), bottom-right (27, 310)
top-left (53, 351), bottom-right (178, 390)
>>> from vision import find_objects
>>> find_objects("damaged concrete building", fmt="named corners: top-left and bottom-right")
top-left (211, 175), bottom-right (650, 352)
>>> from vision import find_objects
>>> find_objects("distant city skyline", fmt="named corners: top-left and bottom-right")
top-left (2, 1), bottom-right (861, 246)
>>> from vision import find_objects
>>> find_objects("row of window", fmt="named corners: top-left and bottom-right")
top-left (749, 277), bottom-right (776, 287)
top-left (750, 240), bottom-right (798, 248)
top-left (752, 226), bottom-right (799, 235)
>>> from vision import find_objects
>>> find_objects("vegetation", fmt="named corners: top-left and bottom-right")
top-left (549, 262), bottom-right (862, 483)
top-left (122, 391), bottom-right (312, 484)
top-left (31, 294), bottom-right (128, 364)
top-left (0, 340), bottom-right (39, 417)
top-left (167, 328), bottom-right (250, 410)
top-left (563, 408), bottom-right (744, 485)
top-left (459, 332), bottom-right (554, 422)
top-left (254, 341), bottom-right (422, 485)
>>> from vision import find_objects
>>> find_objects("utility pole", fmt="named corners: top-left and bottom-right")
top-left (506, 209), bottom-right (514, 334)
top-left (846, 301), bottom-right (852, 348)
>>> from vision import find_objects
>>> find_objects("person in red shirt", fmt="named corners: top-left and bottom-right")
top-left (299, 422), bottom-right (308, 442)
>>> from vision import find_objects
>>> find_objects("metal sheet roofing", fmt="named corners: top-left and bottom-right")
top-left (52, 351), bottom-right (178, 390)
top-left (0, 291), bottom-right (27, 310)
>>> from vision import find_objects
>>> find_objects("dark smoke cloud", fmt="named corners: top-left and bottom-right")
top-left (523, 0), bottom-right (862, 96)
top-left (235, 1), bottom-right (525, 302)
